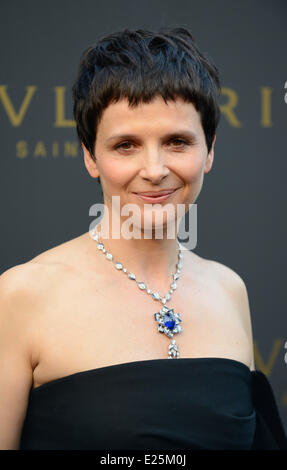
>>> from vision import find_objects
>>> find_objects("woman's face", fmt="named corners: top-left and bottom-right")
top-left (83, 95), bottom-right (215, 234)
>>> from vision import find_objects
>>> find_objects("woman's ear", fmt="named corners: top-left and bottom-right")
top-left (82, 143), bottom-right (100, 179)
top-left (204, 135), bottom-right (216, 174)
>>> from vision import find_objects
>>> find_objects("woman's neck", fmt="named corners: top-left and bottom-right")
top-left (89, 219), bottom-right (181, 290)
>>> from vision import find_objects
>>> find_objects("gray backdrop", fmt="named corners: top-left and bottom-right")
top-left (1, 0), bottom-right (287, 432)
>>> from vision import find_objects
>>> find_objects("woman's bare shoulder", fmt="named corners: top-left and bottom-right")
top-left (0, 235), bottom-right (89, 375)
top-left (0, 233), bottom-right (87, 299)
top-left (194, 255), bottom-right (256, 370)
top-left (0, 264), bottom-right (51, 375)
top-left (1, 232), bottom-right (88, 280)
top-left (28, 232), bottom-right (88, 268)
top-left (193, 255), bottom-right (251, 310)
top-left (205, 258), bottom-right (247, 287)
top-left (0, 264), bottom-right (64, 334)
top-left (181, 249), bottom-right (245, 284)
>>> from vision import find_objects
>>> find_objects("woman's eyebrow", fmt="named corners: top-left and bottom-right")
top-left (105, 130), bottom-right (198, 143)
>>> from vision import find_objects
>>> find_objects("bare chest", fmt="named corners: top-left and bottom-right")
top-left (31, 263), bottom-right (252, 389)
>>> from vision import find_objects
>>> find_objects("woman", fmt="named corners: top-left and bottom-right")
top-left (0, 27), bottom-right (286, 450)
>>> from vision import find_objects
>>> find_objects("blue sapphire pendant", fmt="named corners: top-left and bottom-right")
top-left (154, 305), bottom-right (182, 358)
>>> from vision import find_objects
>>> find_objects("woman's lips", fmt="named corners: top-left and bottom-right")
top-left (132, 189), bottom-right (178, 202)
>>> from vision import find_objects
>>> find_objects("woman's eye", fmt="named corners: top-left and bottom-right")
top-left (115, 142), bottom-right (134, 150)
top-left (114, 139), bottom-right (189, 151)
top-left (169, 139), bottom-right (189, 147)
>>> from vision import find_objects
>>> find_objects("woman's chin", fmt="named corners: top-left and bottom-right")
top-left (120, 216), bottom-right (178, 240)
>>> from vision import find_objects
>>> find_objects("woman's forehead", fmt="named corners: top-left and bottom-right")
top-left (97, 96), bottom-right (202, 137)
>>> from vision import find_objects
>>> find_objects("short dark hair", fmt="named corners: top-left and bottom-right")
top-left (72, 27), bottom-right (221, 159)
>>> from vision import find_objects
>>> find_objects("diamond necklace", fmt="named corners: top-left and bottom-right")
top-left (90, 226), bottom-right (183, 359)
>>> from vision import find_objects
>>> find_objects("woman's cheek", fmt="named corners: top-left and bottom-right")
top-left (100, 160), bottom-right (131, 187)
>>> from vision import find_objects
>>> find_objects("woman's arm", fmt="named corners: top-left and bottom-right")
top-left (209, 259), bottom-right (256, 372)
top-left (0, 266), bottom-right (35, 450)
top-left (232, 274), bottom-right (256, 372)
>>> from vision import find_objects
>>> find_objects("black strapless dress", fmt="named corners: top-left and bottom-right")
top-left (19, 357), bottom-right (287, 450)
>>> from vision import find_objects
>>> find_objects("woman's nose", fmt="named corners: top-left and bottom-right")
top-left (139, 151), bottom-right (170, 184)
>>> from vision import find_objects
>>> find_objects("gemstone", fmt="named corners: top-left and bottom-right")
top-left (147, 289), bottom-right (152, 294)
top-left (123, 268), bottom-right (127, 273)
top-left (138, 282), bottom-right (146, 290)
top-left (169, 349), bottom-right (178, 358)
top-left (152, 292), bottom-right (160, 300)
top-left (171, 282), bottom-right (177, 290)
top-left (168, 339), bottom-right (179, 358)
top-left (179, 252), bottom-right (183, 259)
top-left (106, 253), bottom-right (113, 260)
top-left (174, 273), bottom-right (179, 280)
top-left (97, 243), bottom-right (104, 250)
top-left (92, 233), bottom-right (99, 241)
top-left (177, 261), bottom-right (182, 269)
top-left (161, 306), bottom-right (170, 313)
top-left (115, 263), bottom-right (123, 270)
top-left (102, 248), bottom-right (106, 253)
top-left (163, 312), bottom-right (176, 330)
top-left (165, 293), bottom-right (171, 301)
top-left (169, 289), bottom-right (174, 294)
top-left (161, 298), bottom-right (166, 304)
top-left (128, 273), bottom-right (136, 280)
